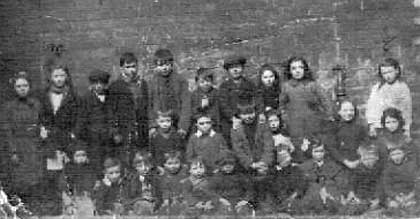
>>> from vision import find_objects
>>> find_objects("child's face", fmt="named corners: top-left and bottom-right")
top-left (14, 78), bottom-right (30, 98)
top-left (384, 116), bottom-right (399, 133)
top-left (390, 150), bottom-right (405, 165)
top-left (268, 114), bottom-right (280, 132)
top-left (221, 163), bottom-right (235, 174)
top-left (196, 117), bottom-right (212, 134)
top-left (92, 82), bottom-right (106, 94)
top-left (155, 60), bottom-right (173, 77)
top-left (73, 150), bottom-right (88, 164)
top-left (197, 77), bottom-right (212, 92)
top-left (338, 101), bottom-right (355, 122)
top-left (121, 61), bottom-right (138, 80)
top-left (105, 165), bottom-right (121, 183)
top-left (380, 66), bottom-right (398, 84)
top-left (290, 60), bottom-right (305, 80)
top-left (239, 112), bottom-right (256, 124)
top-left (135, 161), bottom-right (151, 175)
top-left (312, 147), bottom-right (325, 161)
top-left (156, 115), bottom-right (172, 132)
top-left (51, 68), bottom-right (67, 88)
top-left (261, 70), bottom-right (275, 87)
top-left (189, 162), bottom-right (205, 178)
top-left (164, 157), bottom-right (181, 174)
top-left (228, 65), bottom-right (244, 80)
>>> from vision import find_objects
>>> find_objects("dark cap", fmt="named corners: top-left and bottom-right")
top-left (154, 49), bottom-right (174, 63)
top-left (89, 69), bottom-right (110, 84)
top-left (223, 55), bottom-right (246, 70)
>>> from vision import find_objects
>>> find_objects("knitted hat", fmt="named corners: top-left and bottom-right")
top-left (223, 55), bottom-right (246, 70)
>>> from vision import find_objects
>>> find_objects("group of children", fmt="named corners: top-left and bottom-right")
top-left (0, 48), bottom-right (417, 217)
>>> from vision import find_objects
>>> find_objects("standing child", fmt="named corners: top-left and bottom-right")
top-left (366, 58), bottom-right (412, 138)
top-left (186, 113), bottom-right (229, 173)
top-left (219, 55), bottom-right (256, 144)
top-left (190, 67), bottom-right (221, 132)
top-left (279, 57), bottom-right (333, 140)
top-left (150, 110), bottom-right (184, 168)
top-left (255, 64), bottom-right (281, 123)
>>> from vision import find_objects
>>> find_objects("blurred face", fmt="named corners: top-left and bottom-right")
top-left (228, 65), bottom-right (244, 80)
top-left (290, 60), bottom-right (305, 80)
top-left (261, 70), bottom-right (275, 87)
top-left (239, 112), bottom-right (256, 124)
top-left (380, 66), bottom-right (398, 84)
top-left (92, 82), bottom-right (106, 94)
top-left (312, 147), bottom-right (325, 161)
top-left (189, 162), bottom-right (205, 178)
top-left (221, 163), bottom-right (235, 174)
top-left (384, 116), bottom-right (399, 133)
top-left (196, 117), bottom-right (212, 134)
top-left (51, 68), bottom-right (67, 88)
top-left (268, 114), bottom-right (280, 132)
top-left (121, 62), bottom-right (138, 81)
top-left (155, 60), bottom-right (173, 77)
top-left (164, 157), bottom-right (181, 174)
top-left (14, 78), bottom-right (30, 98)
top-left (338, 101), bottom-right (355, 122)
top-left (361, 156), bottom-right (378, 169)
top-left (156, 116), bottom-right (172, 132)
top-left (197, 77), bottom-right (212, 92)
top-left (73, 150), bottom-right (88, 164)
top-left (135, 161), bottom-right (151, 175)
top-left (390, 150), bottom-right (405, 165)
top-left (105, 165), bottom-right (121, 183)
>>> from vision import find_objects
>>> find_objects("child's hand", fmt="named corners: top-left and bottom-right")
top-left (157, 166), bottom-right (165, 175)
top-left (40, 126), bottom-right (48, 139)
top-left (203, 201), bottom-right (214, 210)
top-left (301, 138), bottom-right (310, 152)
top-left (149, 128), bottom-right (157, 138)
top-left (11, 154), bottom-right (19, 163)
top-left (201, 96), bottom-right (209, 108)
top-left (177, 129), bottom-right (187, 138)
top-left (343, 159), bottom-right (359, 169)
top-left (258, 114), bottom-right (266, 124)
top-left (235, 200), bottom-right (248, 210)
top-left (219, 198), bottom-right (231, 206)
top-left (102, 177), bottom-right (111, 187)
top-left (232, 117), bottom-right (242, 130)
top-left (369, 198), bottom-right (380, 209)
top-left (319, 187), bottom-right (335, 204)
top-left (388, 199), bottom-right (399, 208)
top-left (113, 134), bottom-right (123, 144)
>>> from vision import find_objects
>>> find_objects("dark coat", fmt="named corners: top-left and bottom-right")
top-left (255, 85), bottom-right (280, 114)
top-left (93, 179), bottom-right (127, 215)
top-left (350, 163), bottom-right (383, 200)
top-left (181, 176), bottom-right (218, 207)
top-left (125, 173), bottom-right (162, 210)
top-left (150, 129), bottom-right (184, 166)
top-left (209, 171), bottom-right (252, 204)
top-left (190, 87), bottom-right (221, 131)
top-left (65, 162), bottom-right (97, 196)
top-left (268, 165), bottom-right (306, 205)
top-left (383, 157), bottom-right (417, 198)
top-left (159, 167), bottom-right (188, 202)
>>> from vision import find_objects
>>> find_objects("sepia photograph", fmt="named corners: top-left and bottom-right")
top-left (0, 0), bottom-right (419, 218)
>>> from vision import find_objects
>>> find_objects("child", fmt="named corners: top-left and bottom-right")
top-left (255, 64), bottom-right (281, 123)
top-left (150, 110), bottom-right (184, 168)
top-left (231, 103), bottom-right (274, 173)
top-left (125, 151), bottom-right (162, 215)
top-left (326, 99), bottom-right (367, 169)
top-left (93, 158), bottom-right (127, 216)
top-left (181, 157), bottom-right (218, 216)
top-left (186, 113), bottom-right (229, 173)
top-left (76, 69), bottom-right (111, 167)
top-left (219, 55), bottom-right (256, 144)
top-left (340, 143), bottom-right (383, 215)
top-left (268, 146), bottom-right (306, 214)
top-left (383, 147), bottom-right (417, 214)
top-left (190, 67), bottom-right (221, 132)
top-left (148, 49), bottom-right (191, 138)
top-left (158, 151), bottom-right (188, 215)
top-left (298, 140), bottom-right (348, 215)
top-left (366, 58), bottom-right (412, 138)
top-left (279, 57), bottom-right (333, 140)
top-left (265, 109), bottom-right (294, 153)
top-left (209, 151), bottom-right (252, 215)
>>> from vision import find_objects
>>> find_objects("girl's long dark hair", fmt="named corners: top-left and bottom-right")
top-left (381, 107), bottom-right (405, 132)
top-left (378, 58), bottom-right (401, 88)
top-left (257, 64), bottom-right (280, 89)
top-left (284, 56), bottom-right (314, 81)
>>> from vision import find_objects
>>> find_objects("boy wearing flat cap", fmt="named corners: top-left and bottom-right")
top-left (219, 55), bottom-right (256, 146)
top-left (76, 69), bottom-right (111, 168)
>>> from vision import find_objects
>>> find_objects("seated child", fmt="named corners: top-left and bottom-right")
top-left (125, 151), bottom-right (162, 216)
top-left (210, 151), bottom-right (252, 215)
top-left (92, 158), bottom-right (127, 216)
top-left (181, 157), bottom-right (218, 216)
top-left (150, 110), bottom-right (184, 168)
top-left (186, 113), bottom-right (229, 173)
top-left (298, 139), bottom-right (348, 215)
top-left (383, 147), bottom-right (417, 213)
top-left (158, 151), bottom-right (188, 215)
top-left (266, 109), bottom-right (294, 153)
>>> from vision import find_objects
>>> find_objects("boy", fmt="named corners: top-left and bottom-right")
top-left (107, 52), bottom-right (149, 162)
top-left (298, 140), bottom-right (348, 215)
top-left (186, 113), bottom-right (229, 173)
top-left (125, 151), bottom-right (162, 215)
top-left (76, 69), bottom-right (111, 167)
top-left (148, 49), bottom-right (191, 138)
top-left (190, 67), bottom-right (221, 132)
top-left (92, 158), bottom-right (127, 216)
top-left (150, 110), bottom-right (184, 168)
top-left (209, 151), bottom-right (252, 215)
top-left (219, 55), bottom-right (256, 144)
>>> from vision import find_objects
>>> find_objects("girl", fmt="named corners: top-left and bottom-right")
top-left (366, 58), bottom-right (412, 138)
top-left (279, 57), bottom-right (333, 140)
top-left (2, 71), bottom-right (42, 211)
top-left (255, 64), bottom-right (281, 123)
top-left (265, 109), bottom-right (294, 154)
top-left (326, 99), bottom-right (367, 169)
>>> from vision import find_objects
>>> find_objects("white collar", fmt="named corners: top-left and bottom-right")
top-left (195, 129), bottom-right (216, 138)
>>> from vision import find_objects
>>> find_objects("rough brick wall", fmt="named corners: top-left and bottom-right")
top-left (0, 0), bottom-right (419, 134)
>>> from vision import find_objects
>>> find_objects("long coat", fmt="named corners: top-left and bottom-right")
top-left (2, 97), bottom-right (43, 188)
